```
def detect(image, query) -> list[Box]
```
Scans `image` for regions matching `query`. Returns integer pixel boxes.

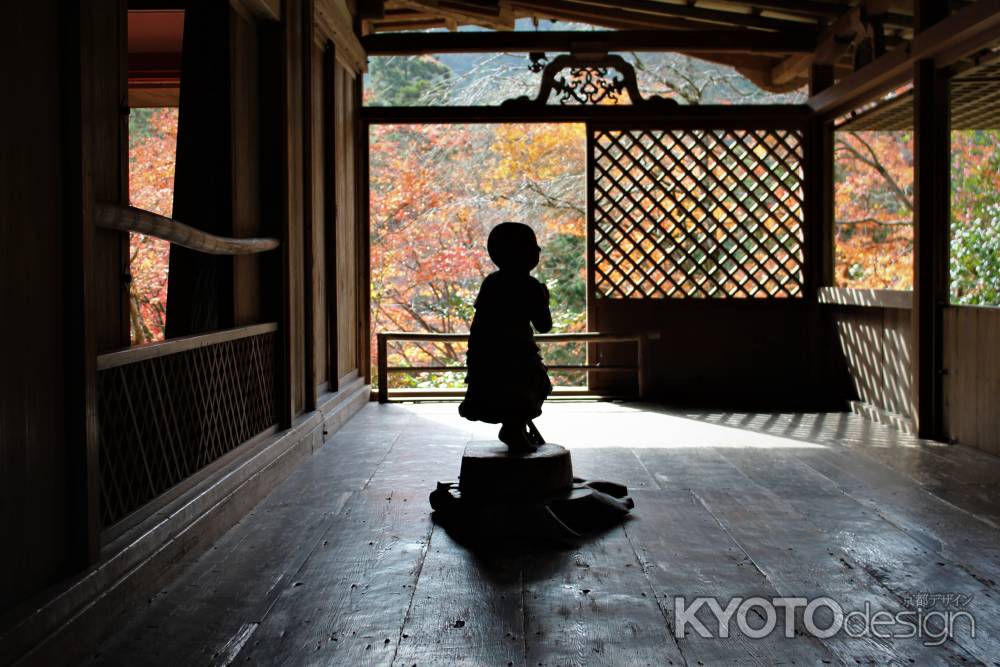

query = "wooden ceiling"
[839,55,1000,130]
[359,1,942,92]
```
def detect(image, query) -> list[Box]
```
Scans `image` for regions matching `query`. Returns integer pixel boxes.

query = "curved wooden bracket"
[95,203,280,255]
[501,53,679,109]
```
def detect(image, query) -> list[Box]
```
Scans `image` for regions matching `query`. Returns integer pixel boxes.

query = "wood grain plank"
[624,491,836,665]
[523,523,684,667]
[957,308,979,448]
[231,489,432,665]
[976,308,1000,456]
[696,484,976,664]
[394,528,524,666]
[718,446,1000,663]
[791,448,1000,586]
[563,447,657,492]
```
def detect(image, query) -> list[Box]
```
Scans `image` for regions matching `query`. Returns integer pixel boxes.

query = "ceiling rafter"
[551,0,822,33]
[511,0,735,31]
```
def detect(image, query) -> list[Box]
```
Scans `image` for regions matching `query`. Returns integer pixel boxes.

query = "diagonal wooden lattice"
[97,331,277,527]
[591,128,805,299]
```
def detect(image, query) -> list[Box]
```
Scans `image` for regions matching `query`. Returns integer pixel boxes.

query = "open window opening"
[950,62,1000,307]
[369,122,588,391]
[126,8,183,344]
[367,51,811,397]
[833,94,915,291]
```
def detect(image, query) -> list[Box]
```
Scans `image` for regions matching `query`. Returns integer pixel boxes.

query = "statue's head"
[487,222,540,272]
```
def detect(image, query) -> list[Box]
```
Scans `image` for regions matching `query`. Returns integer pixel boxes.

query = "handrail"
[376,331,645,403]
[97,322,279,370]
[96,203,279,255]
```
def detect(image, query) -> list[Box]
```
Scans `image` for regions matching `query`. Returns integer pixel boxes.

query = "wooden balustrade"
[376,331,645,404]
[96,323,279,527]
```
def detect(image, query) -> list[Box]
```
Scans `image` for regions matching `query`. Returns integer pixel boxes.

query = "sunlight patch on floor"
[394,402,829,450]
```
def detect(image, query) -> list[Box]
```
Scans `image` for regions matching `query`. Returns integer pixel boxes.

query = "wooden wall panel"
[0,0,74,615]
[232,9,263,327]
[831,305,913,421]
[335,63,359,379]
[0,0,119,613]
[944,307,1000,455]
[592,300,847,409]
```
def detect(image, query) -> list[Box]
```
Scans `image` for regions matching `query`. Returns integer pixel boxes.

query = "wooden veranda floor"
[89,402,1000,666]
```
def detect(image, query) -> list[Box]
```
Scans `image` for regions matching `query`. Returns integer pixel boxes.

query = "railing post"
[636,335,646,400]
[377,333,388,403]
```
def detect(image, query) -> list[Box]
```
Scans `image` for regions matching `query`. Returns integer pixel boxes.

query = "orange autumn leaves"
[369,123,588,386]
[128,107,178,344]
[834,130,915,289]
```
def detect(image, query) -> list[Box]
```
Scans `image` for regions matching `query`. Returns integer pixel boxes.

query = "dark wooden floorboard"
[233,489,433,666]
[717,447,1000,663]
[522,524,684,667]
[88,403,1000,666]
[624,490,837,665]
[393,526,524,666]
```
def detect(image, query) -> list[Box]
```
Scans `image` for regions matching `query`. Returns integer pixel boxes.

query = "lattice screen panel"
[591,128,805,298]
[97,330,277,527]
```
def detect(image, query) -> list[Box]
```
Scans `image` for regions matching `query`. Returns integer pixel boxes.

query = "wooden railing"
[95,202,279,255]
[96,323,278,528]
[376,331,645,403]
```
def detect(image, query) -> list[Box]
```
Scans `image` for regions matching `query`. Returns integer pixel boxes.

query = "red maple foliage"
[128,108,178,344]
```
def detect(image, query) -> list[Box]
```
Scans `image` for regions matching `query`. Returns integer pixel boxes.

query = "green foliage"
[368,56,452,106]
[540,233,587,330]
[951,210,1000,305]
[128,108,159,143]
[951,129,1000,306]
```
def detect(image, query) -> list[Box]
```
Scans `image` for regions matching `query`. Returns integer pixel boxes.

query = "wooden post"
[377,333,388,403]
[912,0,951,439]
[301,0,316,412]
[357,76,372,386]
[635,336,646,400]
[809,63,835,290]
[323,41,340,392]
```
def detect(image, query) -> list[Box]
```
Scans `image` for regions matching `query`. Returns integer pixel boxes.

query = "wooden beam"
[808,0,1000,117]
[235,0,281,21]
[391,0,513,29]
[770,7,862,87]
[315,0,367,72]
[362,29,817,54]
[554,0,820,32]
[511,0,741,31]
[362,103,811,125]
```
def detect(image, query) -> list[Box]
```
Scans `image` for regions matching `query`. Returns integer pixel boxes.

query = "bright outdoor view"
[368,51,806,390]
[128,107,178,344]
[834,124,1000,305]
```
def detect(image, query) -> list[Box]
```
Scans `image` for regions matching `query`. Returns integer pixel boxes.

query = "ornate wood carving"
[502,53,679,108]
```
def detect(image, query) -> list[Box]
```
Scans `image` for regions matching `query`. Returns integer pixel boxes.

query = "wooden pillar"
[809,63,835,290]
[323,42,340,392]
[911,1,951,439]
[166,2,235,338]
[357,76,371,384]
[301,0,316,411]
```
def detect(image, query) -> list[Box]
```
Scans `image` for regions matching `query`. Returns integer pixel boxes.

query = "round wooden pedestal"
[458,441,573,502]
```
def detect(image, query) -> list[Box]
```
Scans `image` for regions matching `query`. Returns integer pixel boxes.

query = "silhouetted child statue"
[459,222,553,452]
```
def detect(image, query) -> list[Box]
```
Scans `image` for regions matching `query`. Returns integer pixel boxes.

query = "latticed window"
[591,128,805,298]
